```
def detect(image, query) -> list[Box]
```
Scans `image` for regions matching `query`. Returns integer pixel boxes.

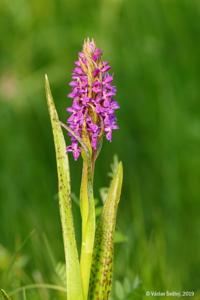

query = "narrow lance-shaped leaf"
[88,161,123,300]
[45,75,83,300]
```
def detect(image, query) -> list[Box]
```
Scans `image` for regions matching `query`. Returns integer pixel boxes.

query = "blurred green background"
[0,0,200,299]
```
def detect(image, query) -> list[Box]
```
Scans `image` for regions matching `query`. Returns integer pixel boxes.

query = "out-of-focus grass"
[0,0,200,299]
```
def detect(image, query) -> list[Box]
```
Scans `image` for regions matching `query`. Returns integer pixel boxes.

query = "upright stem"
[80,160,89,244]
[80,157,96,300]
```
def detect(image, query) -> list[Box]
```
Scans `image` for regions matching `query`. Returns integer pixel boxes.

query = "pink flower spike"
[66,38,119,160]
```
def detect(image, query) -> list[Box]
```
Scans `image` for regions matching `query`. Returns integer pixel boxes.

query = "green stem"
[80,157,96,300]
[80,160,89,237]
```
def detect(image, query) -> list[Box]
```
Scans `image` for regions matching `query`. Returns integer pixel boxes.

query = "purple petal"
[92,48,102,61]
[103,75,113,83]
[93,68,100,77]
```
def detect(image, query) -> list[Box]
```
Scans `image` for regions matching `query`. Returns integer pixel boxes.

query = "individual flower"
[66,38,119,160]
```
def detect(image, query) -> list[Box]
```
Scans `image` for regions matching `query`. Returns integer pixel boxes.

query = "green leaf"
[0,289,11,300]
[45,75,83,300]
[88,162,123,300]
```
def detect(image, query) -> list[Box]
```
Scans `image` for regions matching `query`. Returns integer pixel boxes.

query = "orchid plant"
[0,39,123,300]
[46,38,123,300]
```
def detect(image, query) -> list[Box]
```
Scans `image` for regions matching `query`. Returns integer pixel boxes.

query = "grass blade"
[9,284,66,296]
[89,162,123,300]
[45,75,83,300]
[0,289,11,300]
[22,289,27,300]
